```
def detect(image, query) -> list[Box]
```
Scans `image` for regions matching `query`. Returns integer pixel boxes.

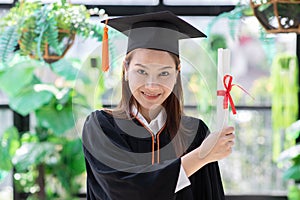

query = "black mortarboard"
[101,11,206,71]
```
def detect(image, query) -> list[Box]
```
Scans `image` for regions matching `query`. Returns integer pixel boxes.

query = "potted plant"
[0,0,104,63]
[250,0,300,34]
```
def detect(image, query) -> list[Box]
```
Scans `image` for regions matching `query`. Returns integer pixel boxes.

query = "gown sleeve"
[82,110,182,200]
[175,164,191,193]
[175,119,225,200]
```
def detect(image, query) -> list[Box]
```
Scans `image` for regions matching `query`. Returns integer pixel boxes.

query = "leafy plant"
[278,120,300,200]
[271,54,299,160]
[250,0,300,33]
[0,53,94,199]
[0,0,104,63]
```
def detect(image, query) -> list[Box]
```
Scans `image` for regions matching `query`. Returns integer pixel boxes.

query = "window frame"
[0,0,299,199]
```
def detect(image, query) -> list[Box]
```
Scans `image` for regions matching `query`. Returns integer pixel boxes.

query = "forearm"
[180,148,209,177]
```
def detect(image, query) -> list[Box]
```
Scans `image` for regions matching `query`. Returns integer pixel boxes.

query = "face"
[125,48,178,115]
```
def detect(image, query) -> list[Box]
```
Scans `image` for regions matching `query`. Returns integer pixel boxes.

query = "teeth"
[143,92,159,97]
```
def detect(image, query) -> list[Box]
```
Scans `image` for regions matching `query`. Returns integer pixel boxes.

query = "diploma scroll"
[199,48,231,159]
[216,48,230,132]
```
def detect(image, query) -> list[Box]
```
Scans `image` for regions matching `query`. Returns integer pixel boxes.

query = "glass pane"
[41,0,159,5]
[0,0,13,3]
[96,15,295,195]
[178,16,297,107]
[0,91,8,105]
[220,109,286,195]
[184,107,286,195]
[164,0,241,5]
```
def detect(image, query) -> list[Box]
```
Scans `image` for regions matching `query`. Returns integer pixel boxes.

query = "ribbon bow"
[217,74,253,114]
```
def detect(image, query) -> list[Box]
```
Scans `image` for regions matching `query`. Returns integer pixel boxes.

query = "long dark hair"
[110,49,185,156]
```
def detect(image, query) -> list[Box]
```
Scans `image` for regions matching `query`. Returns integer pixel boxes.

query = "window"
[41,0,159,5]
[0,0,14,4]
[98,15,295,195]
[163,0,242,5]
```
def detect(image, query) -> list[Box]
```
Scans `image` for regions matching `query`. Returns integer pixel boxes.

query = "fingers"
[222,126,234,136]
[219,126,235,145]
[225,141,234,149]
[214,126,234,137]
[224,133,235,141]
[199,126,235,162]
[221,128,235,152]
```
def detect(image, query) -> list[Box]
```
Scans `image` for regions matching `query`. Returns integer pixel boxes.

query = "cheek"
[128,74,144,92]
[161,76,177,91]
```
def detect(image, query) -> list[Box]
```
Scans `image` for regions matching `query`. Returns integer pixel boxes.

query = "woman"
[82,11,235,200]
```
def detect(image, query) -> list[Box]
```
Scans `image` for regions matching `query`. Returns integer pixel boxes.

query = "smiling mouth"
[141,91,161,99]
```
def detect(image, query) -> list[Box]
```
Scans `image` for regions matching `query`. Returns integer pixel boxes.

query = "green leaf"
[12,142,56,172]
[0,61,37,97]
[278,144,300,163]
[20,132,39,143]
[61,139,85,175]
[0,127,20,171]
[36,102,75,135]
[45,15,62,56]
[0,26,19,64]
[9,85,53,116]
[51,59,89,82]
[288,185,300,200]
[283,164,300,180]
[258,3,272,12]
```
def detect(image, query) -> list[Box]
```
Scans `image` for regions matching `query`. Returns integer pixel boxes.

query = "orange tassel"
[102,19,109,72]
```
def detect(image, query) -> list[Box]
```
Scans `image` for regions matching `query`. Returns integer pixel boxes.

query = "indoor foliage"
[0,0,104,63]
[0,54,93,199]
[271,53,299,160]
[0,0,106,199]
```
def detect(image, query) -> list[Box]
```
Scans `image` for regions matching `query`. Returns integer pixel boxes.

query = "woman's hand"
[198,126,235,163]
[181,126,235,177]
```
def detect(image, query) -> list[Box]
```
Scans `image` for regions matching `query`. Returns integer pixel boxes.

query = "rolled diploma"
[198,48,231,159]
[216,48,230,131]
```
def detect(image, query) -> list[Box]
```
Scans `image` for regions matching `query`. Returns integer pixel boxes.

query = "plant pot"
[42,29,76,63]
[250,0,300,34]
[19,29,76,63]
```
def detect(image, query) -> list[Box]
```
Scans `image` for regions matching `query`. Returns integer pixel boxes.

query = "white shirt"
[131,106,191,193]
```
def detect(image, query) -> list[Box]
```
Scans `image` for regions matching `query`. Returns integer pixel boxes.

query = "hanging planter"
[250,0,300,34]
[42,30,75,63]
[0,0,105,64]
[19,29,76,63]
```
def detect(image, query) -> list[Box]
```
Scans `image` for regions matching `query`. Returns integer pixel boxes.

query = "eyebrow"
[135,63,174,70]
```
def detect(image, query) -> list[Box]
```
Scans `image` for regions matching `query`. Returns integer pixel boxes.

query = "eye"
[159,71,170,76]
[137,69,147,75]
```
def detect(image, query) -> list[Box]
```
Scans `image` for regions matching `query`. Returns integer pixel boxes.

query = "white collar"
[131,106,167,136]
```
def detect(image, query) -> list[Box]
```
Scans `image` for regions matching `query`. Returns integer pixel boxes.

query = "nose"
[145,75,160,89]
[145,82,160,89]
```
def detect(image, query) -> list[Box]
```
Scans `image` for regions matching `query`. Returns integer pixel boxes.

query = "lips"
[141,91,161,100]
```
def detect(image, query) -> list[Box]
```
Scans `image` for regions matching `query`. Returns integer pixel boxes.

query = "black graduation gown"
[82,110,225,200]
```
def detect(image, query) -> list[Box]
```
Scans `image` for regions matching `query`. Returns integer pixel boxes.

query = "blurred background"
[0,0,299,199]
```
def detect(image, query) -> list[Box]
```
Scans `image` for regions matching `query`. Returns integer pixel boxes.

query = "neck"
[139,105,162,123]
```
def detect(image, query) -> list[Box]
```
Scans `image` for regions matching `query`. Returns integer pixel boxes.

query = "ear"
[177,64,181,73]
[123,60,129,72]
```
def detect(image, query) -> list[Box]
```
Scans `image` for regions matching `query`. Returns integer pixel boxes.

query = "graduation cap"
[101,11,206,71]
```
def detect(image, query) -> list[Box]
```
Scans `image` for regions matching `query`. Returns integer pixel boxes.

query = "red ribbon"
[217,75,253,115]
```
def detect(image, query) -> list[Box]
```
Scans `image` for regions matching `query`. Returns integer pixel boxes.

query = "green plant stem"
[37,164,46,200]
